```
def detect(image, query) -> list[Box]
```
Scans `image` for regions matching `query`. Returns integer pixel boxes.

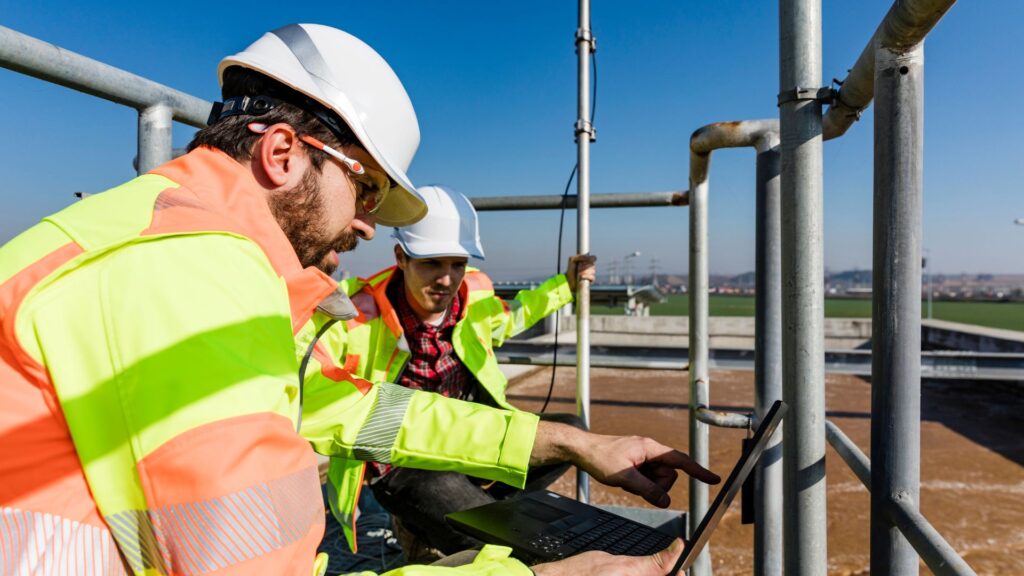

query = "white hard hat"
[392,186,485,260]
[219,24,427,227]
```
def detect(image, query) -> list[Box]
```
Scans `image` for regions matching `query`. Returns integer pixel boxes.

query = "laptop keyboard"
[527,512,676,559]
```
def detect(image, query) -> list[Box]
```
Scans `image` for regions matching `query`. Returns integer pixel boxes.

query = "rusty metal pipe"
[688,119,780,576]
[822,0,956,140]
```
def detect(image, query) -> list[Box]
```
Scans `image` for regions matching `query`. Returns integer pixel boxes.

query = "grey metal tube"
[779,0,828,574]
[822,0,955,140]
[574,0,593,503]
[471,191,688,211]
[138,104,173,175]
[871,40,924,576]
[694,407,751,429]
[753,134,783,576]
[687,152,711,576]
[825,422,977,576]
[824,421,870,488]
[0,25,211,128]
[887,493,979,576]
[688,118,779,576]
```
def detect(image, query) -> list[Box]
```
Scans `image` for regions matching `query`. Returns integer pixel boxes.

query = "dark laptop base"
[446,490,677,564]
[447,400,788,573]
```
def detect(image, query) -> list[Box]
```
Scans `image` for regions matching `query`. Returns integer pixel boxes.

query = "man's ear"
[393,244,407,270]
[253,123,308,189]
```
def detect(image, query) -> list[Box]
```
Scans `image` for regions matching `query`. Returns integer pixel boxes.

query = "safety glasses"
[246,122,390,215]
[298,134,392,216]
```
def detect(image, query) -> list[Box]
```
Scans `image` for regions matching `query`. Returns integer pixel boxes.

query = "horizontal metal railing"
[471,191,688,211]
[0,25,210,127]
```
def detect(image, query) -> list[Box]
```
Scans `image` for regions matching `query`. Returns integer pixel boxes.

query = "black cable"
[539,44,597,413]
[539,165,577,413]
[297,318,339,432]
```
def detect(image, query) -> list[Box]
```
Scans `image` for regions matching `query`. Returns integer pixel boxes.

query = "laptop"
[446,400,787,573]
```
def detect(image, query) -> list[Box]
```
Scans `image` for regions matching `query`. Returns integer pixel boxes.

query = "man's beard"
[267,168,359,275]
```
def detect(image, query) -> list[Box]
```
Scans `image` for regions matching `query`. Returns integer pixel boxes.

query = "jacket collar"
[149,147,339,333]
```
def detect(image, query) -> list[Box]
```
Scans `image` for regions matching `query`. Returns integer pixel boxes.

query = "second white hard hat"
[219,23,426,227]
[393,186,485,260]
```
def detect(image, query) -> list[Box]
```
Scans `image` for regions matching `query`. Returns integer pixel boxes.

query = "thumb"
[651,538,686,573]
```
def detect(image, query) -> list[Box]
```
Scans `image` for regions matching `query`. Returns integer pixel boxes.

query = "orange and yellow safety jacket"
[0,147,535,575]
[318,266,574,546]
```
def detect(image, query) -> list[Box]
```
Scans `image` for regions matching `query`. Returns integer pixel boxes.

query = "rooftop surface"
[506,367,1024,575]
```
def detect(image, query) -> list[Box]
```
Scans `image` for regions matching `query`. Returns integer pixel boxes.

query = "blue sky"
[2,1,1022,281]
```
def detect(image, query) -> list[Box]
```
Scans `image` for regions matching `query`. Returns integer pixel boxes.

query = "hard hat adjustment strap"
[206,95,280,126]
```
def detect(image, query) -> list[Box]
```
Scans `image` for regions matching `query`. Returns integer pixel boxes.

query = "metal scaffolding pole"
[574,0,595,503]
[822,0,956,141]
[138,104,173,175]
[687,146,711,576]
[779,0,828,573]
[871,39,924,576]
[754,134,783,576]
[0,26,210,128]
[471,191,687,211]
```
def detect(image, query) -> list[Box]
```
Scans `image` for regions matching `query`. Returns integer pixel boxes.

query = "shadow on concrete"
[919,378,1024,469]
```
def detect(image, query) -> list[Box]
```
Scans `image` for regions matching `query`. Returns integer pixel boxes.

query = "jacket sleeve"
[342,545,533,575]
[299,316,540,489]
[489,273,574,346]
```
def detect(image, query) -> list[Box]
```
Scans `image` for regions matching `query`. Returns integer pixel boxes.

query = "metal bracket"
[575,28,596,53]
[575,119,596,143]
[777,86,837,107]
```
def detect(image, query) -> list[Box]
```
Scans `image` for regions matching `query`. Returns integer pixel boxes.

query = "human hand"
[579,433,718,507]
[530,423,719,508]
[532,538,686,576]
[566,253,597,292]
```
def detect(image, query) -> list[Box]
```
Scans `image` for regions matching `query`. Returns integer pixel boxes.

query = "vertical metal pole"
[871,39,924,576]
[138,103,173,174]
[754,136,783,576]
[574,0,593,503]
[779,0,828,574]
[688,154,711,576]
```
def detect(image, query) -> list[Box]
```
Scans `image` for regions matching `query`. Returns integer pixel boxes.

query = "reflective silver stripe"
[353,383,415,463]
[0,506,128,575]
[101,465,321,576]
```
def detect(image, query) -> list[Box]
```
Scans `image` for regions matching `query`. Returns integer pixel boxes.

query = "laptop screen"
[670,400,787,575]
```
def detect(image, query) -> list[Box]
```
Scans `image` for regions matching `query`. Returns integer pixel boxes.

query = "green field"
[593,295,1024,332]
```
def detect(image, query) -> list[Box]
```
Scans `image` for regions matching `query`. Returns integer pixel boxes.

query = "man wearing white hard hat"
[320,185,710,570]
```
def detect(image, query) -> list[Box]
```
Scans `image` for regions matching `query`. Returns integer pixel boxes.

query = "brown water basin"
[506,368,1024,575]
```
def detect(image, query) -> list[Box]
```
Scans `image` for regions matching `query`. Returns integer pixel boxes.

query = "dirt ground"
[506,368,1024,575]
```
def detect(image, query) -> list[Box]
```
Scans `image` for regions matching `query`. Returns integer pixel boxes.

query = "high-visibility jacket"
[319,266,574,546]
[0,147,534,576]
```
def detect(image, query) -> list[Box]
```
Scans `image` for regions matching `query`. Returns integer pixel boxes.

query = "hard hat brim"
[395,236,486,261]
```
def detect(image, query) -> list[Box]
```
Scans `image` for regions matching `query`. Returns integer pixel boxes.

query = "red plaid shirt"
[372,272,478,477]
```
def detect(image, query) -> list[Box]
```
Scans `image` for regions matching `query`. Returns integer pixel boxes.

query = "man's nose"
[436,269,453,287]
[352,212,376,240]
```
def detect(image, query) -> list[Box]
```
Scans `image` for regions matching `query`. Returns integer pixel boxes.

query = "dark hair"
[188,66,358,170]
